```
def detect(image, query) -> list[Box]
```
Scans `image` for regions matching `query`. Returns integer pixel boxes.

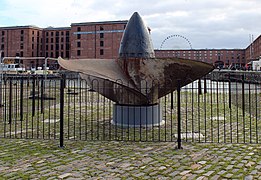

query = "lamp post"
[44,57,58,80]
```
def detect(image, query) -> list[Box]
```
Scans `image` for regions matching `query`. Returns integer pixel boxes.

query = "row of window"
[45,31,70,37]
[31,37,42,43]
[77,26,104,32]
[46,37,69,43]
[76,49,104,56]
[162,51,243,55]
[46,44,69,51]
[76,41,104,48]
[161,53,245,60]
[46,51,69,58]
[76,33,104,40]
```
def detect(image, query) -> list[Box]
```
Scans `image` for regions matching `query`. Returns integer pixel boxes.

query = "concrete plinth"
[112,104,164,127]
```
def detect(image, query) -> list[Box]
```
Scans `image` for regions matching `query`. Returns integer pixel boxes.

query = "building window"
[100,26,104,31]
[77,50,81,56]
[100,41,104,47]
[66,43,70,50]
[66,31,69,36]
[55,51,59,58]
[1,31,4,36]
[77,41,81,48]
[20,36,24,41]
[100,49,104,55]
[61,31,64,36]
[20,43,23,49]
[32,37,34,42]
[77,27,81,31]
[32,52,34,57]
[61,44,64,50]
[56,31,59,36]
[20,51,23,57]
[66,51,69,58]
[51,52,53,57]
[46,38,49,43]
[32,44,34,49]
[1,37,4,42]
[77,34,81,39]
[46,32,49,36]
[56,37,59,43]
[32,31,34,35]
[61,52,64,58]
[1,44,4,50]
[51,45,54,50]
[46,52,48,57]
[66,37,69,42]
[61,37,64,42]
[46,45,48,50]
[1,51,4,57]
[21,30,24,34]
[51,38,53,43]
[56,44,59,50]
[100,33,104,38]
[51,32,54,36]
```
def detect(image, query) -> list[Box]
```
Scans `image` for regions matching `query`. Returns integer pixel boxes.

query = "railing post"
[59,74,65,148]
[198,78,202,95]
[32,75,36,117]
[9,78,12,124]
[20,78,23,121]
[204,77,207,94]
[40,78,44,114]
[228,73,231,109]
[242,74,245,143]
[176,79,182,149]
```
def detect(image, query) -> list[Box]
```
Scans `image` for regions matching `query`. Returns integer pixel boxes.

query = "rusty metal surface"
[58,12,214,105]
[58,58,135,88]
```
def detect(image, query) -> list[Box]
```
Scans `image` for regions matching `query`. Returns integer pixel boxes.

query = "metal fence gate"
[0,71,260,146]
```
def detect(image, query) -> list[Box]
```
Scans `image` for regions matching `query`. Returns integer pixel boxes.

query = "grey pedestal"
[112,104,164,127]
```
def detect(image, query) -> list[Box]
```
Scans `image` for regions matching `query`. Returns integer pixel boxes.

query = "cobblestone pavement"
[0,139,260,179]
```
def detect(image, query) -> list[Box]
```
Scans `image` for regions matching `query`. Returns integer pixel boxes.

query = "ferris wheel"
[160,34,193,50]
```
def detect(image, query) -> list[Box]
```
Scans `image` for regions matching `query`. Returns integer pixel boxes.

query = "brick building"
[0,20,127,69]
[155,49,246,68]
[0,26,43,67]
[0,20,260,70]
[245,34,261,62]
[70,21,127,59]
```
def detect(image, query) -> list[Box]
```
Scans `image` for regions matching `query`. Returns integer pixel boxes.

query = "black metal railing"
[0,71,260,147]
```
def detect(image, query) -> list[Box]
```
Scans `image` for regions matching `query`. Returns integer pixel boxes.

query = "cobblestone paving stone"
[0,139,261,179]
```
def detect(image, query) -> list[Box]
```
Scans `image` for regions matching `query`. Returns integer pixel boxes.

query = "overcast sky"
[1,0,261,49]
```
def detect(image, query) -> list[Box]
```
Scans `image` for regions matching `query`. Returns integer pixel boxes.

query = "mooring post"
[59,74,65,148]
[177,79,182,149]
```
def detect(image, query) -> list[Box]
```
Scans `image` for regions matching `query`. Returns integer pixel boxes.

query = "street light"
[44,57,58,79]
